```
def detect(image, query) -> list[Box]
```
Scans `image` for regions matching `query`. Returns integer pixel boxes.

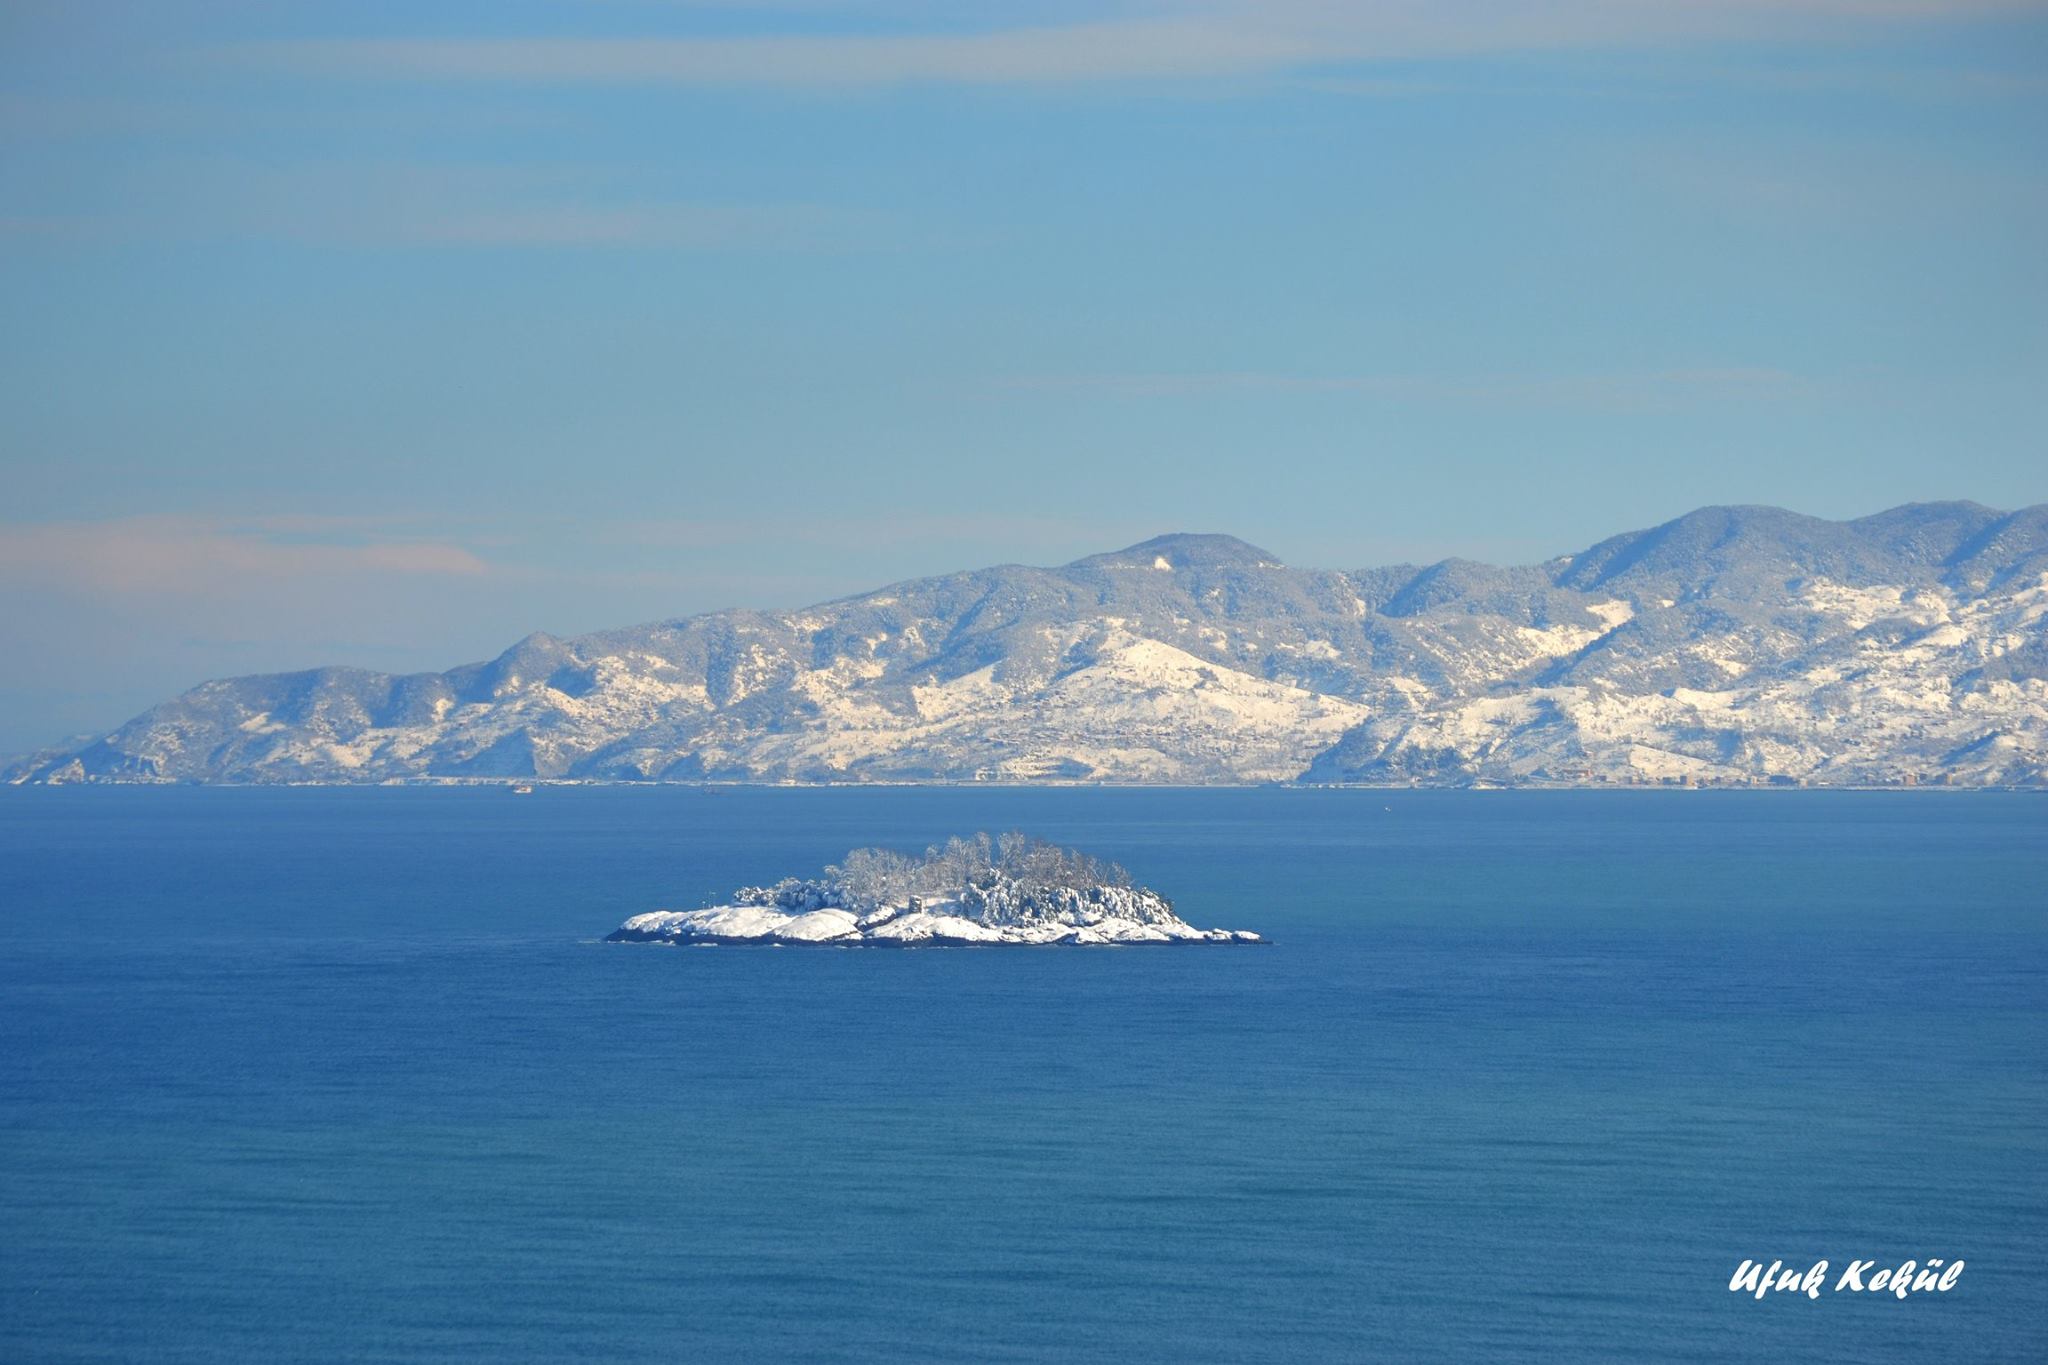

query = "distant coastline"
[9,502,2045,790]
[11,775,2040,793]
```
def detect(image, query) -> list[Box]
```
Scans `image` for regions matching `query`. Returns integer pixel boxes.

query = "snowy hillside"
[10,502,2047,787]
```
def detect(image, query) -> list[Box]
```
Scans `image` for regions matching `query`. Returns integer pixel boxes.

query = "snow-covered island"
[607,833,1261,947]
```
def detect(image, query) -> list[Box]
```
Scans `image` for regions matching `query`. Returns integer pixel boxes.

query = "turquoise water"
[1,788,2043,1362]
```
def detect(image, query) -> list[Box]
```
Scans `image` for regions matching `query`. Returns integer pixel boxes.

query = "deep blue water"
[1,788,2044,1363]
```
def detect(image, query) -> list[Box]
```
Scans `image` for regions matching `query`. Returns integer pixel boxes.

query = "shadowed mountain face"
[12,505,2047,787]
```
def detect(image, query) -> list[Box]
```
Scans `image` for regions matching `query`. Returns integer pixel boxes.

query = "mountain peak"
[1074,533,1283,571]
[1553,500,2027,592]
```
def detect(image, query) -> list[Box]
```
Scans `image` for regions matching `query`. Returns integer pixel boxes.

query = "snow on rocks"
[606,837,1260,948]
[609,899,1261,947]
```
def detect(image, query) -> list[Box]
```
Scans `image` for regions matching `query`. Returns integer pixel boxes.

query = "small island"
[607,832,1262,947]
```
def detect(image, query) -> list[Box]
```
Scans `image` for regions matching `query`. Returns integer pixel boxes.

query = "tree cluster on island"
[737,832,1136,915]
[612,828,1256,944]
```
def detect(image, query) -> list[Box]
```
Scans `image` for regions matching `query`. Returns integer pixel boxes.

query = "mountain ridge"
[11,501,2046,787]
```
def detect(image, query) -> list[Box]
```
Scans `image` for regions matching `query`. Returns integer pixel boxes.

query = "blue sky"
[2,1,2045,749]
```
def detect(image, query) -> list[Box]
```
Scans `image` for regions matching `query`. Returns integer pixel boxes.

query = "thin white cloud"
[1622,134,2048,231]
[0,516,492,596]
[341,199,846,249]
[9,158,862,249]
[611,511,1139,552]
[0,512,1155,618]
[227,2,2048,88]
[1000,367,1816,411]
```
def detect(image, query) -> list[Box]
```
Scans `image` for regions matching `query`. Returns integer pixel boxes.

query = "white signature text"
[1730,1258,1964,1300]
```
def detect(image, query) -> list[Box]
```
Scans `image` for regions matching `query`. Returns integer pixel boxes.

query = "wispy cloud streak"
[227,2,2048,88]
[1000,367,1817,411]
[2,159,863,249]
[0,516,492,596]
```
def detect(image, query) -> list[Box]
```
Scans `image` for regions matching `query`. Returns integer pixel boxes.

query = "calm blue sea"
[1,788,2043,1362]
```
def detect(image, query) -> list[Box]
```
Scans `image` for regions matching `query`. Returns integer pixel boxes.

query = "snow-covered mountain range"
[11,501,2047,787]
